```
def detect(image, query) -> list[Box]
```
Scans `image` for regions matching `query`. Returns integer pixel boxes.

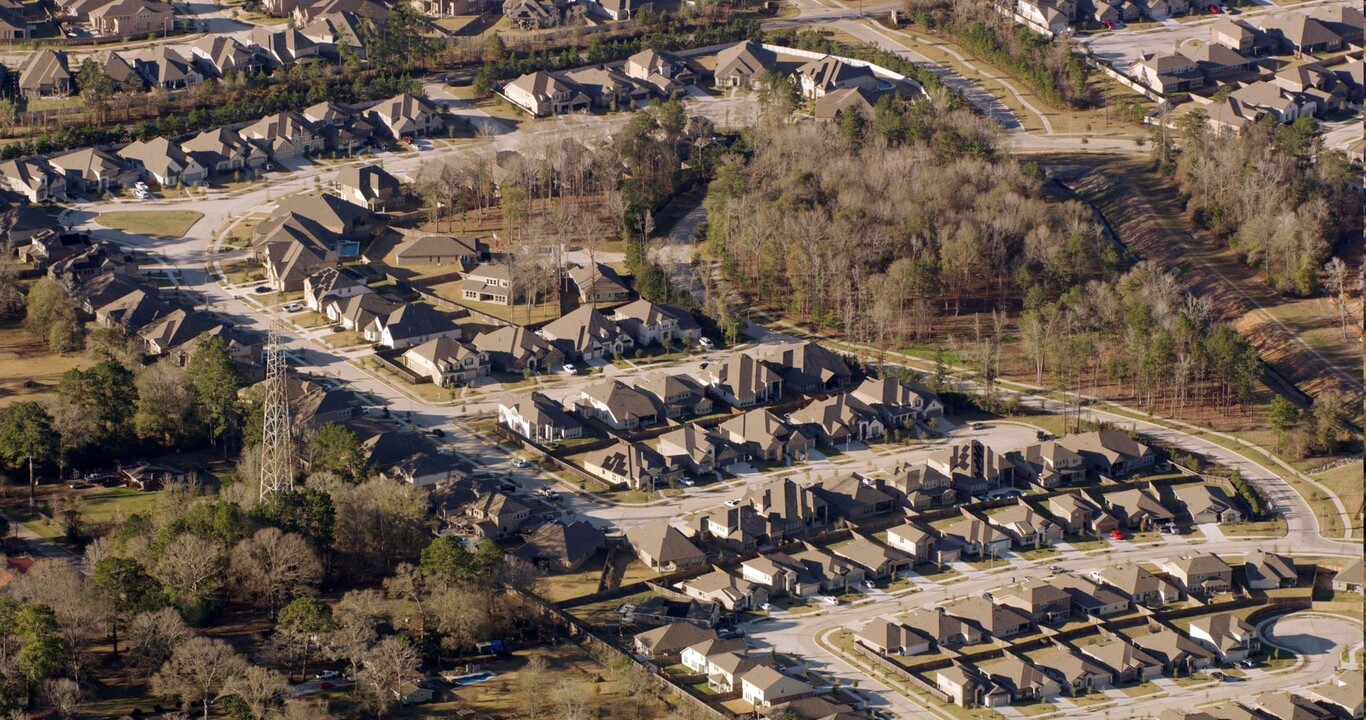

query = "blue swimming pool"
[450,671,496,686]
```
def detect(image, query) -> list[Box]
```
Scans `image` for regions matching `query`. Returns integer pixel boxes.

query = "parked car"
[1111,529,1126,540]
[254,286,272,294]
[560,364,578,376]
[699,337,714,349]
[316,671,339,680]
[819,596,840,606]
[512,458,530,468]
[724,499,742,508]
[430,428,445,438]
[283,302,303,312]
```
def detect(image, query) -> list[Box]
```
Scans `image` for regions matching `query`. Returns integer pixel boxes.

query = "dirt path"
[1053,157,1363,408]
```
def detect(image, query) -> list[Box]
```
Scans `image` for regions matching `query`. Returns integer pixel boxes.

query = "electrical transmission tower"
[260,326,294,499]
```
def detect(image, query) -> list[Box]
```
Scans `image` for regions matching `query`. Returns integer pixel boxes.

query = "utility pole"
[260,325,294,499]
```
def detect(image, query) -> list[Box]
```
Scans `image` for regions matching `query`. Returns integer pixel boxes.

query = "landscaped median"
[94,210,204,239]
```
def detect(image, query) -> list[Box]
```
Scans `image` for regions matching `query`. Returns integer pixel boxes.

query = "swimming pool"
[450,671,496,686]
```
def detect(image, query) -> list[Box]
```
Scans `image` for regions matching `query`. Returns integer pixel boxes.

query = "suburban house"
[1302,673,1364,720]
[583,440,672,490]
[504,71,591,117]
[625,521,706,571]
[88,0,173,36]
[575,379,659,430]
[718,408,812,462]
[788,393,884,446]
[740,552,821,598]
[695,504,763,555]
[103,52,148,91]
[1188,613,1259,662]
[335,163,402,210]
[250,25,322,67]
[118,137,207,188]
[882,462,957,509]
[887,522,948,564]
[794,55,880,99]
[945,596,1032,639]
[995,580,1073,624]
[1253,691,1338,720]
[927,440,1016,496]
[464,491,530,538]
[560,65,653,109]
[1210,17,1278,55]
[137,309,225,356]
[498,392,583,442]
[936,664,1008,709]
[418,0,482,15]
[1078,637,1164,684]
[502,0,563,27]
[754,341,853,393]
[985,501,1064,549]
[568,262,632,304]
[623,48,698,90]
[402,337,488,386]
[1180,40,1253,80]
[1058,431,1156,478]
[702,652,776,694]
[325,292,401,331]
[849,376,943,428]
[303,266,368,312]
[1130,628,1215,673]
[1173,483,1244,525]
[1332,557,1362,594]
[369,93,444,138]
[1263,13,1343,54]
[1309,3,1362,45]
[460,263,516,305]
[0,159,66,203]
[633,622,717,660]
[1010,442,1085,488]
[679,637,750,676]
[855,619,932,657]
[1016,0,1070,35]
[1049,574,1130,617]
[1030,644,1113,694]
[1095,564,1181,607]
[978,655,1060,703]
[136,47,203,89]
[830,534,911,579]
[658,424,740,476]
[472,326,564,374]
[190,36,267,78]
[695,353,784,409]
[363,303,463,349]
[680,568,768,611]
[1163,553,1234,596]
[303,99,375,151]
[789,542,866,593]
[812,475,895,521]
[1242,550,1297,590]
[940,512,1011,558]
[241,111,326,157]
[395,235,483,268]
[181,127,269,175]
[611,299,701,347]
[740,666,813,709]
[903,607,982,648]
[538,306,634,361]
[742,478,830,541]
[632,373,713,419]
[1097,486,1175,529]
[19,50,72,98]
[714,40,778,89]
[1231,81,1308,124]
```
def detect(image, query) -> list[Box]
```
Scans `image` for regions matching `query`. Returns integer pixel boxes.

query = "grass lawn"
[564,590,653,628]
[79,487,160,527]
[536,554,608,603]
[1120,682,1162,697]
[1220,519,1287,537]
[95,210,204,238]
[1017,547,1061,560]
[1310,461,1364,538]
[0,326,93,409]
[1069,692,1113,707]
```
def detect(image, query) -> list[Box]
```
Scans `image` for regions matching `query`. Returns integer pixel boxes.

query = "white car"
[283,303,303,312]
[680,478,695,487]
[724,499,742,508]
[759,602,772,611]
[512,458,530,468]
[560,364,578,375]
[820,596,840,606]
[699,337,714,348]
[315,670,339,680]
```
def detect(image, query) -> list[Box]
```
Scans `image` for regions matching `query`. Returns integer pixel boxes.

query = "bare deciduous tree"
[358,636,421,718]
[229,528,322,615]
[151,636,248,720]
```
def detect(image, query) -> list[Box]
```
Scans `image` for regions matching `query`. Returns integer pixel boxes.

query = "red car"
[1207,4,1220,12]
[1110,529,1126,540]
[1103,19,1115,28]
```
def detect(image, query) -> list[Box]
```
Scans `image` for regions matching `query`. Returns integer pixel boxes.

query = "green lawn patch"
[96,210,204,238]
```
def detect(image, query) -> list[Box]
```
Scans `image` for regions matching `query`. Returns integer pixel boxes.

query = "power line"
[260,324,294,500]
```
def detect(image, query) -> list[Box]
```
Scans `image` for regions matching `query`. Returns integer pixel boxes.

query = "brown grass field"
[0,325,93,409]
